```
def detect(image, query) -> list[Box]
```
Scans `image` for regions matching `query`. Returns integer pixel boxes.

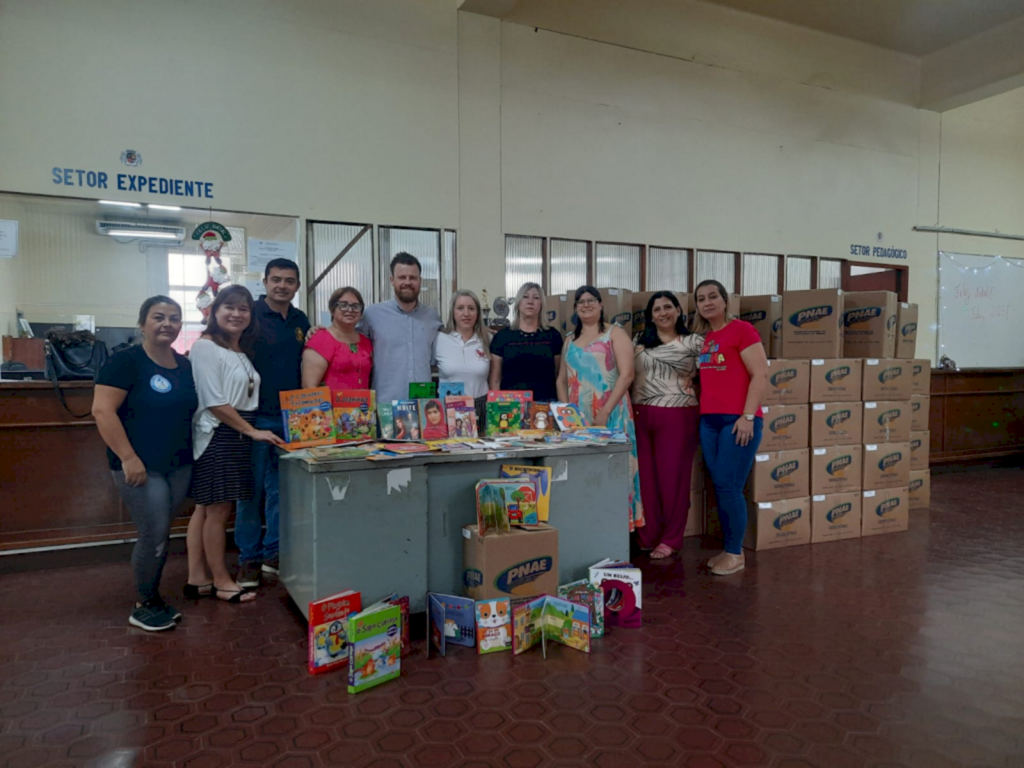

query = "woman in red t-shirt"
[694,279,768,576]
[301,287,373,391]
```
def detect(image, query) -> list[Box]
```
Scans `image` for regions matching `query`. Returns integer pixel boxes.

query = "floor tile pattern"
[1,467,1023,767]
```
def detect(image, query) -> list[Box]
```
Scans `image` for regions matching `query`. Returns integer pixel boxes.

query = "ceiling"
[699,0,1024,56]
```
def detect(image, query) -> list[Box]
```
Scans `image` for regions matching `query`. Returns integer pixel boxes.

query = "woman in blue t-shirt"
[93,296,198,632]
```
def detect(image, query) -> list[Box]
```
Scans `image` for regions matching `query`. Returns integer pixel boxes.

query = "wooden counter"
[928,368,1024,463]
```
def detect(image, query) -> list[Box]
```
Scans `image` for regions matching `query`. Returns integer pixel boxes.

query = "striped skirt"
[191,411,256,506]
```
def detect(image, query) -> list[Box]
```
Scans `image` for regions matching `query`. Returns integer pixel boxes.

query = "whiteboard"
[938,251,1024,368]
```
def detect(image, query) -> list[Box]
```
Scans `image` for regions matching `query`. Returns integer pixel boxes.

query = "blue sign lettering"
[53,166,212,199]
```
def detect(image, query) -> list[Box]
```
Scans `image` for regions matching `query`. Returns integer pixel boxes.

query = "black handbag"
[45,329,109,418]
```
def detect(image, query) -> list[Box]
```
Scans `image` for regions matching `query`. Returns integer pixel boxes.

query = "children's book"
[558,579,605,638]
[475,598,513,654]
[376,402,395,440]
[551,401,588,432]
[332,390,376,443]
[476,479,540,533]
[279,388,335,449]
[392,400,422,441]
[409,382,437,399]
[370,442,433,455]
[500,464,553,522]
[512,595,591,656]
[418,398,449,440]
[308,445,372,462]
[347,602,402,694]
[589,558,643,629]
[447,406,478,438]
[486,391,533,430]
[308,590,361,675]
[425,439,480,453]
[438,381,465,399]
[427,593,476,654]
[526,402,556,432]
[362,593,411,657]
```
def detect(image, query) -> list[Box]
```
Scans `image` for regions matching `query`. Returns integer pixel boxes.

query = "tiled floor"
[2,467,1023,768]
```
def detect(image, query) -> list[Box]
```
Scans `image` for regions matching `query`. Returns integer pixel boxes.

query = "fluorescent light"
[106,230,180,239]
[148,204,181,211]
[99,200,142,208]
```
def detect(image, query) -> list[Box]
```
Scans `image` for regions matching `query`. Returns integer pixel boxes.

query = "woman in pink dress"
[301,287,373,390]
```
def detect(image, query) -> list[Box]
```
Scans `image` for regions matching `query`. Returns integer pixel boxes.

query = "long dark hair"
[639,291,688,349]
[204,285,259,357]
[572,286,606,340]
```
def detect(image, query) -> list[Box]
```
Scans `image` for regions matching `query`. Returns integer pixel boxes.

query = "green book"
[409,382,437,399]
[347,603,402,694]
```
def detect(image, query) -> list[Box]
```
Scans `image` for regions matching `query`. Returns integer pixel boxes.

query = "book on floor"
[332,390,376,443]
[476,598,513,654]
[308,589,361,675]
[512,595,591,656]
[362,593,411,657]
[499,464,553,522]
[589,558,642,629]
[418,398,449,440]
[279,387,336,449]
[347,602,402,694]
[428,593,476,655]
[557,579,604,638]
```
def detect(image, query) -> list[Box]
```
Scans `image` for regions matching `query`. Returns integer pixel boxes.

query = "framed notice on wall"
[0,220,18,258]
[248,238,297,273]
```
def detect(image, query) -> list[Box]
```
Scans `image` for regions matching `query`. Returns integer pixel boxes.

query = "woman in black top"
[93,296,198,632]
[488,282,563,401]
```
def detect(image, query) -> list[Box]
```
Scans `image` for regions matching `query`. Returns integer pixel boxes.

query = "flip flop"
[650,544,676,559]
[183,583,213,599]
[212,587,256,603]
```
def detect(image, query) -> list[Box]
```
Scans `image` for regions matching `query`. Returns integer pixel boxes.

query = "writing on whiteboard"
[952,282,1011,322]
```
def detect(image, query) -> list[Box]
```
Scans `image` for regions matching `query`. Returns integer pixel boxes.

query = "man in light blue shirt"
[359,252,442,405]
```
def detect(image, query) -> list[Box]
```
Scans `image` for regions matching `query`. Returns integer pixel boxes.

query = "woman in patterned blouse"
[631,292,704,559]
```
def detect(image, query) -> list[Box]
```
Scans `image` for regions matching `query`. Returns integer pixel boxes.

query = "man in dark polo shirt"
[236,257,310,588]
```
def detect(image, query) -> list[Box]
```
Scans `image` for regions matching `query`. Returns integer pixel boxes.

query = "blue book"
[439,381,466,399]
[427,592,476,650]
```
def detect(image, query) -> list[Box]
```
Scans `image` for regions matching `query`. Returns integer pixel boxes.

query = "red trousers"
[633,405,700,551]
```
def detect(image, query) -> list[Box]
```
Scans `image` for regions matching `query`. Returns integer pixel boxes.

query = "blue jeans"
[235,415,282,565]
[700,414,763,555]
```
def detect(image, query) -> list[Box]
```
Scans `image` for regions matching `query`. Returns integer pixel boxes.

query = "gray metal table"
[279,443,631,617]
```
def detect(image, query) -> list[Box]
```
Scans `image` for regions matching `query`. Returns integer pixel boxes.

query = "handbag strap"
[46,346,92,419]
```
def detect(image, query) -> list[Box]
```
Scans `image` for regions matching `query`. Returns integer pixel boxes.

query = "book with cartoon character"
[392,400,422,441]
[475,479,540,533]
[362,593,411,658]
[557,579,604,638]
[308,589,361,675]
[428,593,476,655]
[445,395,478,438]
[418,398,449,440]
[485,390,533,435]
[499,464,552,522]
[550,401,589,432]
[279,388,336,449]
[526,402,557,432]
[589,558,642,629]
[438,381,465,399]
[475,598,513,654]
[512,595,590,656]
[346,602,402,694]
[332,390,376,443]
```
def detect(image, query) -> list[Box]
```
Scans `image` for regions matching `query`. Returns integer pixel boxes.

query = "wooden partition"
[929,369,1024,462]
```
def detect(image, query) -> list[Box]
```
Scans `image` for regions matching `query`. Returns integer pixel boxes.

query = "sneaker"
[129,600,176,632]
[151,595,183,622]
[261,556,280,576]
[237,561,261,589]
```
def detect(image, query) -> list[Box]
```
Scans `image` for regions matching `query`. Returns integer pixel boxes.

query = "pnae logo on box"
[495,557,553,593]
[790,306,833,327]
[773,509,802,530]
[771,461,799,481]
[826,503,851,523]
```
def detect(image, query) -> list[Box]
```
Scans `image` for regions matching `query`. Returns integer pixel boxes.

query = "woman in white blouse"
[188,286,284,603]
[434,290,491,418]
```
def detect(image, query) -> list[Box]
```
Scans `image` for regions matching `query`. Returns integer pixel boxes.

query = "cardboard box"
[811,492,862,544]
[842,291,898,359]
[809,359,863,402]
[763,359,810,405]
[810,401,863,447]
[748,448,810,503]
[739,295,781,356]
[771,315,782,359]
[760,404,810,450]
[896,303,919,359]
[862,442,911,491]
[743,497,812,551]
[861,487,909,536]
[557,295,571,334]
[910,359,930,395]
[544,296,561,334]
[909,469,931,510]
[462,524,559,600]
[862,401,912,444]
[910,430,930,470]
[781,289,844,359]
[565,287,632,337]
[862,359,913,401]
[685,491,702,537]
[910,394,930,431]
[811,444,863,495]
[631,291,690,338]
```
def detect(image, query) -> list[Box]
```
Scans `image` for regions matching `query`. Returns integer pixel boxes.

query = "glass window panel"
[443,230,456,323]
[819,258,842,289]
[647,247,690,292]
[595,243,641,291]
[786,256,813,290]
[505,235,545,300]
[549,239,589,298]
[695,250,737,293]
[742,253,780,295]
[308,222,374,325]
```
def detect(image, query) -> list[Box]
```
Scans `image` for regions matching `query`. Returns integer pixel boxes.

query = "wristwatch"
[743,413,755,421]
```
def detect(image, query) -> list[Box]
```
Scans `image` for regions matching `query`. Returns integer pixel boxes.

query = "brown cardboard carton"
[910,395,930,431]
[544,296,562,335]
[565,287,632,336]
[781,289,844,359]
[631,291,690,338]
[739,295,781,356]
[748,448,810,503]
[861,487,909,536]
[760,404,809,450]
[910,359,930,395]
[462,523,559,600]
[910,431,930,470]
[862,400,912,444]
[771,313,783,359]
[862,442,911,491]
[809,359,863,402]
[810,401,863,447]
[743,497,812,551]
[685,491,703,537]
[909,469,931,510]
[861,359,913,401]
[811,492,862,543]
[811,444,863,495]
[896,303,919,359]
[763,359,811,405]
[842,291,898,358]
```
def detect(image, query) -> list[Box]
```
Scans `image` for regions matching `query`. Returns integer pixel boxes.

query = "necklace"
[235,352,255,398]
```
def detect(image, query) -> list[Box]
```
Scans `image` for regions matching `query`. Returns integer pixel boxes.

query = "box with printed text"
[910,394,930,431]
[747,448,810,503]
[811,492,862,544]
[910,431,930,470]
[782,289,844,359]
[763,359,810,405]
[910,359,930,395]
[862,400,911,444]
[862,359,913,401]
[842,291,898,358]
[862,442,911,491]
[738,295,781,357]
[862,487,909,536]
[462,524,559,601]
[811,444,863,495]
[809,358,863,402]
[743,497,812,551]
[896,303,919,359]
[760,404,809,451]
[909,469,931,510]
[810,401,863,447]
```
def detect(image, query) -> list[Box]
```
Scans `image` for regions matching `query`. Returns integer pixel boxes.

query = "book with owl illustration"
[499,465,552,522]
[308,589,361,675]
[512,595,590,656]
[428,593,476,656]
[279,388,336,449]
[486,390,533,435]
[332,390,376,443]
[475,598,512,654]
[346,602,402,694]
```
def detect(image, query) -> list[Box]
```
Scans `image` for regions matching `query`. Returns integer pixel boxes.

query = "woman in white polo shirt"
[434,290,491,421]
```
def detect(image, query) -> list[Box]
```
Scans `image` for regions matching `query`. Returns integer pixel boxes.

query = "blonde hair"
[690,279,736,336]
[510,282,548,331]
[444,289,490,347]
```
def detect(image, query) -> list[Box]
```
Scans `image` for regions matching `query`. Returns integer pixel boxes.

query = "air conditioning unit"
[96,221,186,240]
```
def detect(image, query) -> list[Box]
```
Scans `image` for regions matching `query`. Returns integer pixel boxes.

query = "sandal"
[212,587,256,603]
[650,544,676,560]
[183,583,213,600]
